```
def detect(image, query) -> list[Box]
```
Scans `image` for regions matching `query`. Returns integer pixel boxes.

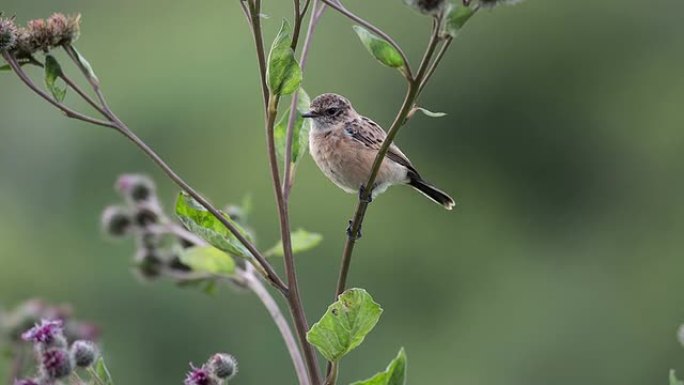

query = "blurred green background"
[2,0,684,384]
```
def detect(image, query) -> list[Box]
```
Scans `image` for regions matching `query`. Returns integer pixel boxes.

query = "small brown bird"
[303,93,455,210]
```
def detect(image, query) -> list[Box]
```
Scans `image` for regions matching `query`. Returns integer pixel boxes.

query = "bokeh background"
[2,0,684,384]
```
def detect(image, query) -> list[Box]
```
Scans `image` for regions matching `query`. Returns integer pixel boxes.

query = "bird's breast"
[309,128,408,194]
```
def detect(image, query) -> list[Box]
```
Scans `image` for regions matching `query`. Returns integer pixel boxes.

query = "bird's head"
[302,93,355,129]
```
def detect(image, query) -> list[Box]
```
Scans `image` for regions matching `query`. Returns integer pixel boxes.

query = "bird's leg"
[359,184,373,203]
[346,219,362,239]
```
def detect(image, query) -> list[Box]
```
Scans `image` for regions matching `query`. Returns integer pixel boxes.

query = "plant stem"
[242,0,323,382]
[1,52,115,129]
[319,0,413,79]
[333,17,445,297]
[283,0,327,199]
[242,269,311,385]
[418,36,452,95]
[246,0,270,109]
[266,94,322,385]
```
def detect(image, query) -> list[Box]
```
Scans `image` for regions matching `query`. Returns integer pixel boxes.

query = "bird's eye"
[326,108,338,116]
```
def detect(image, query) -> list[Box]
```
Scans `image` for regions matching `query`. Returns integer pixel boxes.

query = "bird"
[303,93,455,210]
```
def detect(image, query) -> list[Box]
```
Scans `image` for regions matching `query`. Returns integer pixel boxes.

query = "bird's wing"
[344,118,419,175]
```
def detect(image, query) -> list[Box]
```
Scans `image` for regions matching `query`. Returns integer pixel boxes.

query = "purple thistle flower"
[184,364,218,385]
[21,319,64,344]
[41,348,73,379]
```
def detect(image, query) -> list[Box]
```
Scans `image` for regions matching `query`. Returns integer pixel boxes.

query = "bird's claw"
[346,219,362,239]
[359,184,373,203]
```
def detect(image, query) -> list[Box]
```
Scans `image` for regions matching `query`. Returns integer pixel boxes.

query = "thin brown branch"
[242,268,311,385]
[333,16,445,297]
[418,36,452,95]
[266,95,322,385]
[245,0,270,109]
[2,53,116,129]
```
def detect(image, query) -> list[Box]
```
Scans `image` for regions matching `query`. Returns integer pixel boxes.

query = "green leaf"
[266,228,322,257]
[307,288,383,362]
[446,4,478,37]
[671,370,684,385]
[350,348,407,385]
[353,26,404,69]
[267,19,302,96]
[175,192,254,259]
[94,357,114,385]
[274,88,312,166]
[44,55,66,102]
[415,107,447,118]
[0,64,11,71]
[70,46,99,83]
[179,246,235,275]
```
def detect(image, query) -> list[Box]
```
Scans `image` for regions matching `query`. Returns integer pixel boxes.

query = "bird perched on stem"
[303,93,455,210]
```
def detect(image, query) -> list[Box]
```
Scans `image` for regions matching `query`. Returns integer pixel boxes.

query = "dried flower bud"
[22,319,67,349]
[41,348,73,379]
[101,205,133,238]
[26,19,51,52]
[404,0,449,15]
[70,340,98,367]
[134,248,164,279]
[12,27,35,58]
[116,174,156,203]
[47,13,80,46]
[0,16,18,51]
[209,353,237,380]
[478,0,524,8]
[184,364,220,385]
[169,254,192,272]
[134,203,160,227]
[14,379,39,385]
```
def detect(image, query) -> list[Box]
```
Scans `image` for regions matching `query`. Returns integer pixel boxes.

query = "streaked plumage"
[303,93,455,210]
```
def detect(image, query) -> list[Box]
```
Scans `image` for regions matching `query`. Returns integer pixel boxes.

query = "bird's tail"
[408,177,455,210]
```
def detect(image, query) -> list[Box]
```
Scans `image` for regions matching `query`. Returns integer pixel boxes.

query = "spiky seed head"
[116,174,156,203]
[0,16,19,51]
[133,203,160,227]
[405,0,449,15]
[12,27,35,58]
[134,248,164,280]
[26,19,51,52]
[41,348,73,379]
[70,340,98,367]
[209,353,238,380]
[101,205,133,238]
[47,13,80,45]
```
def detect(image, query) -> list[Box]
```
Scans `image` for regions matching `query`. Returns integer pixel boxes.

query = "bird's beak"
[301,110,318,118]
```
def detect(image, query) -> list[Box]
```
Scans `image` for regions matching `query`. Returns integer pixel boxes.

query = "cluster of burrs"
[0,12,80,56]
[101,174,196,281]
[12,320,98,385]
